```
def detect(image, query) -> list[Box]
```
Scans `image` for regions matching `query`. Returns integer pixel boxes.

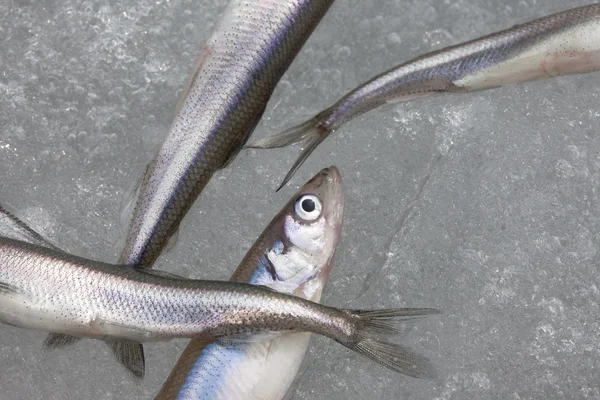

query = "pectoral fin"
[0,281,19,296]
[43,333,81,349]
[0,201,61,251]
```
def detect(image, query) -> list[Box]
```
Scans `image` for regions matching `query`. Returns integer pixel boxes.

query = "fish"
[0,236,439,380]
[155,166,344,400]
[120,0,336,268]
[41,0,336,375]
[248,3,600,190]
[0,203,149,378]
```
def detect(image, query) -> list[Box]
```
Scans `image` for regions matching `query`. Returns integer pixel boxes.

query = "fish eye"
[294,194,322,221]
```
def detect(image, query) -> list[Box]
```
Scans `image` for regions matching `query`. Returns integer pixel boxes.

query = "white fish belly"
[178,333,311,400]
[177,285,325,400]
[0,293,83,335]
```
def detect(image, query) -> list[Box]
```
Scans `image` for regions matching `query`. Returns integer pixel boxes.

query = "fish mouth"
[322,166,344,220]
[320,166,342,188]
[305,166,343,201]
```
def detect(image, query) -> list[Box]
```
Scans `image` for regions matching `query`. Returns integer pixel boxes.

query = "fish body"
[120,0,335,267]
[250,4,600,188]
[0,235,438,378]
[156,166,344,400]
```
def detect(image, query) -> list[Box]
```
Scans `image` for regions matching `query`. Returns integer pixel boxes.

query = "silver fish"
[0,237,439,380]
[0,204,149,378]
[249,4,600,189]
[120,0,336,268]
[155,166,344,400]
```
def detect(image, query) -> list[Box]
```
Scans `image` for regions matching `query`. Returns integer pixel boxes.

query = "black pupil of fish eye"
[302,198,316,213]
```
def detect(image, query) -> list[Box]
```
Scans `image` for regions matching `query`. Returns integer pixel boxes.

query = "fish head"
[263,166,344,300]
[281,165,344,257]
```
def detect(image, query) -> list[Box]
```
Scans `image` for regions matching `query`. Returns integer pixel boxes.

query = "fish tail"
[245,110,333,191]
[247,116,323,149]
[340,308,440,379]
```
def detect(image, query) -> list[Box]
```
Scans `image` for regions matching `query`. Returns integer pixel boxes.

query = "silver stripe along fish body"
[155,166,344,400]
[120,0,335,267]
[0,237,438,379]
[249,3,600,189]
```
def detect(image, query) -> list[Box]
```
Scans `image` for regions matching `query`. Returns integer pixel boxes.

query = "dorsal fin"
[0,200,61,251]
[119,173,144,235]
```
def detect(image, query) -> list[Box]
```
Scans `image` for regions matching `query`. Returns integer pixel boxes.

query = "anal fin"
[43,333,146,379]
[109,342,146,380]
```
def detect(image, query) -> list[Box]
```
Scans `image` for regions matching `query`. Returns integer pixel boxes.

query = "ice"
[1,0,600,399]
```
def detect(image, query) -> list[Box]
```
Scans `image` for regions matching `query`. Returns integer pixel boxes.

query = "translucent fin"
[246,116,324,149]
[0,281,19,295]
[39,307,149,379]
[275,135,327,192]
[174,61,202,118]
[339,308,440,379]
[174,43,213,117]
[109,342,146,380]
[160,227,179,256]
[351,308,440,339]
[43,333,81,349]
[119,173,143,235]
[0,201,60,251]
[245,113,331,191]
[353,339,437,379]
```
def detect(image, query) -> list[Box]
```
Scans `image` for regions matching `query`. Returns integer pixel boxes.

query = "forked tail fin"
[338,308,440,379]
[246,109,334,191]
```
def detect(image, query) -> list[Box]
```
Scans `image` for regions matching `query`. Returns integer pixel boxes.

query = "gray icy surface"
[1,0,599,399]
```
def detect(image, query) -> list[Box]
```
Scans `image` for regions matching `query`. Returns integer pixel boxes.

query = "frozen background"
[1,0,599,399]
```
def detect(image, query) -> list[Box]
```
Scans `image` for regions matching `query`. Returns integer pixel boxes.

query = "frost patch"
[537,297,565,318]
[482,283,516,304]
